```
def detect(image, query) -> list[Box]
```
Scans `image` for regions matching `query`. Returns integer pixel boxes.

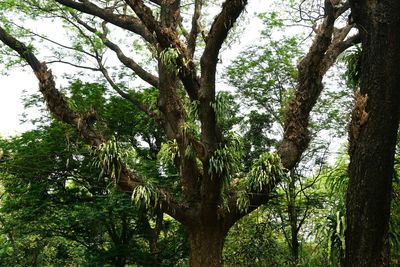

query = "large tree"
[345,0,400,266]
[0,0,357,265]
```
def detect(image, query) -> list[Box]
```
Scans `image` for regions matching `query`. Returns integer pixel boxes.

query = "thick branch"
[0,24,192,224]
[201,0,247,77]
[227,1,356,221]
[187,0,203,56]
[54,0,156,44]
[0,28,146,194]
[278,0,337,170]
[125,0,159,33]
[0,25,104,146]
[195,0,248,217]
[126,0,200,100]
[199,0,247,149]
[321,25,361,74]
[71,15,160,88]
[125,0,185,52]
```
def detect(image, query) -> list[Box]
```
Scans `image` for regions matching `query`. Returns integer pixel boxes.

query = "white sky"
[0,69,37,136]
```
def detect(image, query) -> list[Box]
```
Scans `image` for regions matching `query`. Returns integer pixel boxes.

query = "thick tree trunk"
[187,225,226,267]
[346,1,400,266]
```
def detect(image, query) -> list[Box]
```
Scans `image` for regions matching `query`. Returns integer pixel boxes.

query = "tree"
[0,82,189,266]
[0,1,358,265]
[345,1,400,266]
[0,121,182,267]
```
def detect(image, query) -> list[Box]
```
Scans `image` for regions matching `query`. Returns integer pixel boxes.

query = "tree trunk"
[346,1,400,266]
[288,177,299,266]
[290,224,300,266]
[187,225,226,267]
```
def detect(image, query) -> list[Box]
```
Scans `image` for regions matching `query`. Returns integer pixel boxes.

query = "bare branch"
[54,0,156,44]
[45,59,100,71]
[100,22,159,88]
[10,21,97,59]
[97,60,163,125]
[56,9,160,89]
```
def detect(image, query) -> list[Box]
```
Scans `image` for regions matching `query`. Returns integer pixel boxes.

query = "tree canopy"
[0,0,399,266]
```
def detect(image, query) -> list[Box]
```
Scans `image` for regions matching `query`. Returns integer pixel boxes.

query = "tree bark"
[187,224,227,267]
[346,1,400,266]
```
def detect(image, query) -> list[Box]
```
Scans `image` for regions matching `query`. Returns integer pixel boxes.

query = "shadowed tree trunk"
[346,1,400,266]
[187,223,228,267]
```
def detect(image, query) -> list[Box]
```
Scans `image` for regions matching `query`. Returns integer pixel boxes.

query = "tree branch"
[126,0,200,100]
[201,0,247,77]
[54,0,156,44]
[321,24,360,74]
[0,24,192,223]
[97,61,163,126]
[187,0,203,56]
[227,0,354,221]
[0,25,104,146]
[10,21,97,59]
[278,0,338,170]
[0,23,143,189]
[45,59,100,71]
[199,0,247,149]
[70,13,160,88]
[100,22,159,88]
